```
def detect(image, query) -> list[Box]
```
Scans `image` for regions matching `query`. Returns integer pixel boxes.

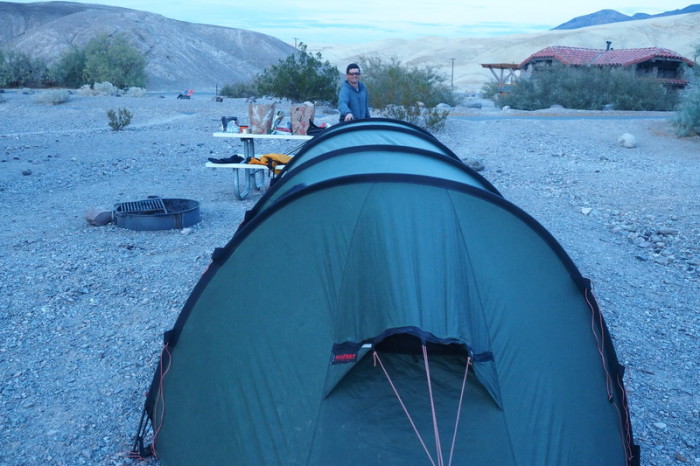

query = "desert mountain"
[309,12,700,92]
[0,1,296,91]
[1,2,698,93]
[553,4,700,29]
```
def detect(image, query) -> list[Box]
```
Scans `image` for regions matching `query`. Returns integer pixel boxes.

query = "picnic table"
[209,132,312,200]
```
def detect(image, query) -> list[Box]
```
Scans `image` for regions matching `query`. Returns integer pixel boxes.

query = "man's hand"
[344,113,354,122]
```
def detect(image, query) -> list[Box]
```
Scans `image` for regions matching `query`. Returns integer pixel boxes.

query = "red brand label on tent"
[331,353,357,364]
[331,342,363,364]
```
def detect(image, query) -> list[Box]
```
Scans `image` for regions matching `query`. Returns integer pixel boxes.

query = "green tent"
[135,118,638,465]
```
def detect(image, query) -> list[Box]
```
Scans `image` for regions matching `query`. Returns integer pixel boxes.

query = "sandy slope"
[309,12,700,92]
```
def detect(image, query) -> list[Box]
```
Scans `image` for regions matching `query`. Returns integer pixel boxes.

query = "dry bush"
[32,89,71,105]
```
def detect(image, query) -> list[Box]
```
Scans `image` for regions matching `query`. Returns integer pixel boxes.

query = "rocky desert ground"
[0,89,698,465]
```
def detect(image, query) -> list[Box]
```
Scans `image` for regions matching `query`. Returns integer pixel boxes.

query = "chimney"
[606,41,612,51]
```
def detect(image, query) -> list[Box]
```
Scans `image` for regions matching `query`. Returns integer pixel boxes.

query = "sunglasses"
[348,72,361,76]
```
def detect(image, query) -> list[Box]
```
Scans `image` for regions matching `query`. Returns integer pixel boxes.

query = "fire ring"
[113,197,201,231]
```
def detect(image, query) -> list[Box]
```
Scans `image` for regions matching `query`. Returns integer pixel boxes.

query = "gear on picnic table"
[207,155,244,164]
[247,153,292,169]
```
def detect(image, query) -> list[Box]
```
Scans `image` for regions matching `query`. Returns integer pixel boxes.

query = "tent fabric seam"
[242,144,502,228]
[444,189,519,463]
[285,118,452,168]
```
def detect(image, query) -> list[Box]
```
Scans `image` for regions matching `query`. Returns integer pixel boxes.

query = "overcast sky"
[12,0,695,45]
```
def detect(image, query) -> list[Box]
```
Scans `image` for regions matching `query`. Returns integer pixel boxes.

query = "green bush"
[672,46,700,137]
[33,89,71,105]
[49,46,86,88]
[423,106,452,131]
[82,34,147,89]
[480,80,501,100]
[107,108,133,131]
[255,43,338,104]
[0,49,47,88]
[1,33,147,90]
[361,56,457,108]
[220,81,257,98]
[672,85,700,136]
[496,66,677,111]
[359,56,455,131]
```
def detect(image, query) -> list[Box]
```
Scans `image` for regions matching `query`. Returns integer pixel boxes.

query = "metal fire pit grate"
[117,198,168,215]
[113,197,200,231]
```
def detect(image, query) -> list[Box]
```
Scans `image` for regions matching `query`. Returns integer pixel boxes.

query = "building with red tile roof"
[518,45,695,87]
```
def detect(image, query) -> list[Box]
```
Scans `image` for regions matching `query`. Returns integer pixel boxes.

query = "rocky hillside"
[1,2,698,93]
[0,1,296,91]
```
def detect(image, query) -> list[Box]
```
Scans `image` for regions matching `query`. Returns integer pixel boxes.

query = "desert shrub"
[382,104,451,132]
[672,46,700,137]
[107,108,133,131]
[33,89,71,105]
[672,85,700,136]
[480,80,501,100]
[220,81,257,98]
[360,56,456,131]
[82,34,147,89]
[423,106,452,131]
[94,81,118,96]
[382,105,421,125]
[255,43,338,104]
[75,83,119,96]
[124,86,148,98]
[361,56,457,108]
[76,84,95,96]
[78,81,119,96]
[496,66,676,111]
[0,49,47,88]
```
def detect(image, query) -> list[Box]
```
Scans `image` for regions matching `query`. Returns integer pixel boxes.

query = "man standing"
[338,63,370,122]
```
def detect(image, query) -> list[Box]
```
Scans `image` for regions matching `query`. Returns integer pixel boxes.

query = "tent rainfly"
[133,118,639,465]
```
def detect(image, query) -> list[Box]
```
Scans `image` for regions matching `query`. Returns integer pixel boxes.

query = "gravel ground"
[0,91,698,465]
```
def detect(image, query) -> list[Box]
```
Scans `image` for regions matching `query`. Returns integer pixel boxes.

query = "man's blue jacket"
[338,80,370,120]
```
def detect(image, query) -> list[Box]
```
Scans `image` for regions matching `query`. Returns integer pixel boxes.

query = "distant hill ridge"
[1,2,698,92]
[553,4,700,29]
